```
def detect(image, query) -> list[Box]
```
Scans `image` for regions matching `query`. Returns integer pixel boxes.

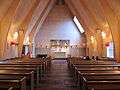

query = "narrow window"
[73,16,85,33]
[107,41,114,58]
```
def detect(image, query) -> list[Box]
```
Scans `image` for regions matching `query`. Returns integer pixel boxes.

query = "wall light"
[101,31,106,39]
[13,32,18,40]
[91,36,94,43]
[10,32,18,46]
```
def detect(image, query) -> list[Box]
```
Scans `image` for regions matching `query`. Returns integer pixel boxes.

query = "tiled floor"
[38,60,79,90]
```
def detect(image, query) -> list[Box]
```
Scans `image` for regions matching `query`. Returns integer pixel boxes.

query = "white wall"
[35,5,86,57]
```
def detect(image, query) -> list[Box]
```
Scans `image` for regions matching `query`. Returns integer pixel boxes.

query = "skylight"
[73,16,85,33]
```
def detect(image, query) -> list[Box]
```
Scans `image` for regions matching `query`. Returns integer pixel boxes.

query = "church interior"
[0,0,120,90]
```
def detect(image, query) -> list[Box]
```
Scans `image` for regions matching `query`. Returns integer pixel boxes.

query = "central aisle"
[38,60,79,90]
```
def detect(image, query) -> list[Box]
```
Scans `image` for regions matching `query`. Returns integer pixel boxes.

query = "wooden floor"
[38,60,79,90]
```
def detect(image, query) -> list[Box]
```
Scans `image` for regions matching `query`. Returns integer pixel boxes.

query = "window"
[107,42,114,58]
[73,16,85,33]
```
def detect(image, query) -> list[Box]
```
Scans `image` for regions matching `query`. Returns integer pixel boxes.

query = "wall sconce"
[91,36,94,43]
[82,43,86,47]
[8,32,18,46]
[105,42,110,47]
[10,41,18,46]
[101,31,106,39]
[96,28,106,39]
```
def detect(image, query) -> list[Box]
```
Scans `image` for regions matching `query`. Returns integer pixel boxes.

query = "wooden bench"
[68,59,117,71]
[82,75,120,90]
[73,64,120,67]
[0,70,34,90]
[0,66,39,87]
[72,64,120,74]
[0,58,51,90]
[8,87,14,90]
[0,63,43,79]
[74,67,117,81]
[0,75,26,90]
[72,63,120,87]
[68,58,120,90]
[67,58,117,67]
[5,60,46,76]
[1,58,50,74]
[0,87,14,90]
[0,59,48,81]
[78,70,120,89]
[72,64,119,80]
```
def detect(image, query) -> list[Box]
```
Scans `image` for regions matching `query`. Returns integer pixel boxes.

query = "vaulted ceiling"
[0,0,120,60]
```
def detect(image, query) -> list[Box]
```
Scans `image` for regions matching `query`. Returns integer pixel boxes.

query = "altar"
[53,52,66,59]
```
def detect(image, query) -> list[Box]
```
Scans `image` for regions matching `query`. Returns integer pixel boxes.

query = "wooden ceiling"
[0,0,120,60]
[0,0,119,39]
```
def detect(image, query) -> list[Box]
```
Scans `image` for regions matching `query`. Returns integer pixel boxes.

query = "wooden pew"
[74,67,117,82]
[68,60,119,73]
[72,64,119,80]
[73,64,119,74]
[1,57,50,74]
[68,58,120,90]
[73,64,120,67]
[8,87,14,90]
[0,70,34,90]
[0,75,26,90]
[78,70,120,89]
[4,59,46,76]
[0,58,51,90]
[82,75,120,90]
[72,63,120,86]
[0,66,39,87]
[67,58,117,68]
[0,62,44,79]
[0,87,14,90]
[0,59,48,81]
[79,70,120,75]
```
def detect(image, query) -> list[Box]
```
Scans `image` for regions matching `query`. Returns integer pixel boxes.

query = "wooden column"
[100,0,120,62]
[18,30,24,57]
[96,30,103,58]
